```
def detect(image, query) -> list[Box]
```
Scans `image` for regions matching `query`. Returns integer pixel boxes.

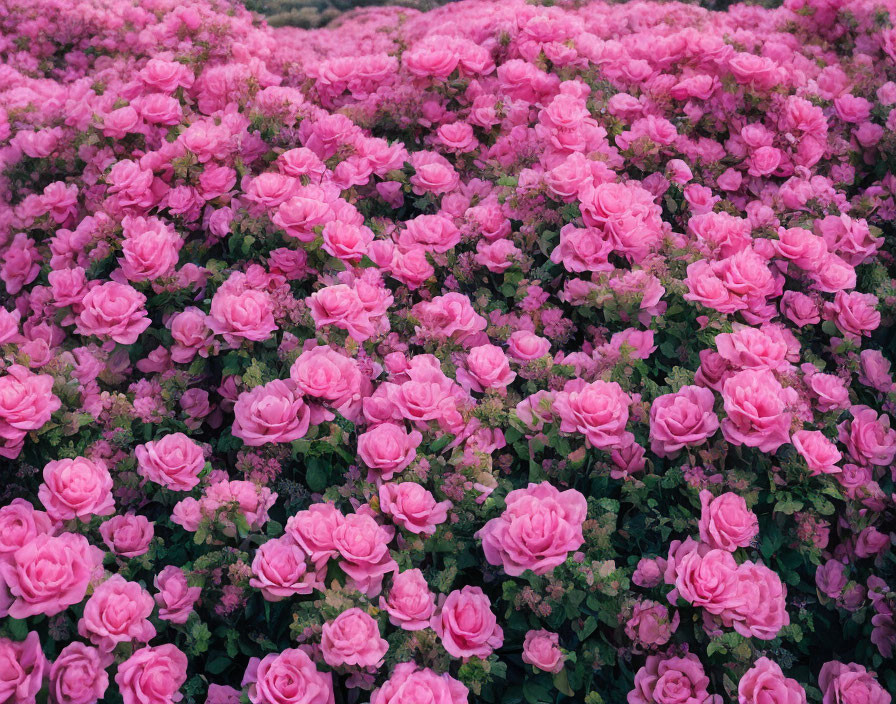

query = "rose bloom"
[674,548,741,615]
[284,503,344,569]
[333,512,398,597]
[553,379,631,449]
[0,532,103,618]
[823,291,880,340]
[75,282,151,345]
[738,657,806,704]
[460,344,516,393]
[49,642,112,704]
[78,575,156,651]
[625,601,680,649]
[818,662,891,704]
[99,513,154,557]
[379,482,452,535]
[0,498,55,563]
[698,490,759,551]
[792,430,842,475]
[633,558,664,588]
[135,433,205,491]
[154,566,201,624]
[837,406,896,467]
[723,561,790,641]
[371,663,468,704]
[289,345,368,421]
[205,685,241,704]
[477,481,586,576]
[379,569,436,631]
[207,288,277,344]
[522,630,565,673]
[432,586,504,659]
[357,423,423,481]
[507,330,551,361]
[628,654,711,704]
[0,364,62,458]
[721,370,793,453]
[649,386,719,457]
[38,456,114,523]
[244,648,334,704]
[233,380,312,446]
[0,631,48,704]
[168,308,213,363]
[115,645,188,704]
[321,607,389,668]
[249,537,323,601]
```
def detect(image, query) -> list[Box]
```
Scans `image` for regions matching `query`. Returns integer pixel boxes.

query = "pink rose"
[780,291,820,327]
[818,662,890,704]
[358,423,423,482]
[290,346,368,421]
[507,331,551,361]
[249,537,323,601]
[99,514,154,558]
[721,370,793,453]
[168,308,213,363]
[550,225,613,273]
[792,430,842,475]
[115,645,187,704]
[674,548,741,615]
[135,433,205,491]
[476,481,586,576]
[205,685,241,704]
[119,217,182,282]
[724,561,789,640]
[474,239,520,273]
[816,560,847,599]
[738,658,806,704]
[837,406,896,467]
[285,503,344,570]
[49,642,111,704]
[379,569,436,631]
[153,566,201,624]
[233,380,312,446]
[208,288,277,345]
[432,586,504,659]
[522,629,565,673]
[78,575,156,651]
[698,490,759,551]
[0,631,48,704]
[823,291,880,341]
[625,601,680,649]
[0,365,62,458]
[0,532,103,618]
[0,499,54,564]
[321,607,389,668]
[460,344,516,393]
[38,457,114,523]
[553,380,632,449]
[633,558,665,588]
[333,513,398,597]
[628,654,712,704]
[371,663,468,704]
[649,386,719,457]
[75,282,151,345]
[243,648,334,704]
[378,482,452,535]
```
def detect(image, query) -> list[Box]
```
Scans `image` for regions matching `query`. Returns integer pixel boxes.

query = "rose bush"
[0,0,894,702]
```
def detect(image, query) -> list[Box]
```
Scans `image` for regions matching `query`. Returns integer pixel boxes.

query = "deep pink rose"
[243,648,334,704]
[628,654,712,704]
[371,663,468,704]
[38,457,114,523]
[379,482,451,535]
[115,645,187,704]
[153,566,201,624]
[250,538,323,601]
[321,607,389,668]
[522,630,565,673]
[78,575,156,651]
[99,514,154,558]
[698,490,759,551]
[649,386,719,457]
[135,433,205,491]
[0,631,48,704]
[49,642,111,704]
[75,282,151,345]
[379,569,436,631]
[432,586,504,659]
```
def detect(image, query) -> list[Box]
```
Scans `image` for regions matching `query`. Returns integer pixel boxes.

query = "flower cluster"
[0,0,894,702]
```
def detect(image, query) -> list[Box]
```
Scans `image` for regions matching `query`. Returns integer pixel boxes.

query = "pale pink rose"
[507,331,551,361]
[250,538,323,601]
[837,406,896,467]
[99,514,154,558]
[135,433,204,491]
[75,282,151,345]
[674,548,741,615]
[202,480,276,536]
[649,386,719,457]
[792,430,842,475]
[153,566,201,624]
[285,503,344,570]
[721,370,793,453]
[0,365,61,458]
[476,481,586,576]
[78,575,156,651]
[628,654,711,704]
[698,490,759,551]
[0,631,48,704]
[432,586,504,659]
[233,380,311,446]
[553,379,631,449]
[0,499,54,564]
[321,221,373,263]
[321,607,389,668]
[378,482,452,535]
[208,288,277,344]
[522,629,565,673]
[38,457,114,523]
[333,513,397,597]
[625,601,679,649]
[818,662,890,704]
[724,561,789,640]
[357,423,423,481]
[115,645,187,704]
[738,658,807,704]
[243,648,334,704]
[411,293,487,346]
[371,663,467,704]
[49,642,111,704]
[378,569,436,631]
[0,532,103,618]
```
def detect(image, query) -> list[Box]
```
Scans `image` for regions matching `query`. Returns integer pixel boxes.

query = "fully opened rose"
[0,0,895,701]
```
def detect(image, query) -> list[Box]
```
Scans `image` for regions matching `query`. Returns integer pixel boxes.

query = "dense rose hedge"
[0,0,895,703]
